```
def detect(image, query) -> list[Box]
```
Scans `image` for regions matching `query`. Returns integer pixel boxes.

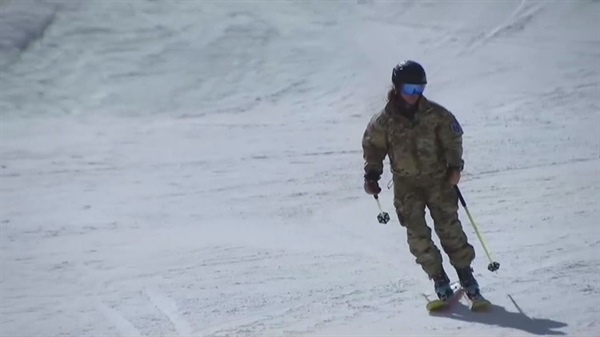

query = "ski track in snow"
[145,288,195,336]
[1,0,599,336]
[96,298,142,337]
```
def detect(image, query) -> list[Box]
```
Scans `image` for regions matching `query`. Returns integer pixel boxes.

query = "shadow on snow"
[431,293,568,335]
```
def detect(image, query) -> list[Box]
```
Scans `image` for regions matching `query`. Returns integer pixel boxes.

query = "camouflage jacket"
[362,96,464,180]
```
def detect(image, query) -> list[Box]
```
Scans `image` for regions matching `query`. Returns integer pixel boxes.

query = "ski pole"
[374,195,390,224]
[454,186,500,272]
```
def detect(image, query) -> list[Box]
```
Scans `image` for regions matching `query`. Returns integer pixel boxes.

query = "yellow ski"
[466,296,492,312]
[426,299,449,312]
[423,282,463,313]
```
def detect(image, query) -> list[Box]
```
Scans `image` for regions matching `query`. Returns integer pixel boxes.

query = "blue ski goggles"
[401,83,426,96]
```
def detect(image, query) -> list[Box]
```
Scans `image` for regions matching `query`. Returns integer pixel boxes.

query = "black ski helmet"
[392,60,427,86]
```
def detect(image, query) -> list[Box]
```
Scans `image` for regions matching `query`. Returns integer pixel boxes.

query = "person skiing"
[361,60,481,301]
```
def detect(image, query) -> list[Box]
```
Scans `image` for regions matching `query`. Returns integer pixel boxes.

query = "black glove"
[363,171,382,195]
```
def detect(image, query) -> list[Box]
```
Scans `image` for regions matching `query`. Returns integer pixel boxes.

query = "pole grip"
[454,186,467,207]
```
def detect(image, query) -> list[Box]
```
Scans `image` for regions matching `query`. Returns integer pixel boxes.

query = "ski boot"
[425,269,456,312]
[456,266,491,311]
[455,266,480,300]
[431,270,454,301]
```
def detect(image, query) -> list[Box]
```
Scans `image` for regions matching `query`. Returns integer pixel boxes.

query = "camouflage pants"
[393,175,475,277]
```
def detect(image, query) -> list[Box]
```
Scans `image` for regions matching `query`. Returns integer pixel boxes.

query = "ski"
[424,281,492,313]
[423,282,462,313]
[463,294,492,312]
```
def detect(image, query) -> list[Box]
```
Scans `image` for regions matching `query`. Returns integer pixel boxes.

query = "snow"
[0,0,77,70]
[1,0,599,336]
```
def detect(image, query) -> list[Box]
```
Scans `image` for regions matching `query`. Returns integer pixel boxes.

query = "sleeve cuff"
[364,170,381,181]
[448,163,464,172]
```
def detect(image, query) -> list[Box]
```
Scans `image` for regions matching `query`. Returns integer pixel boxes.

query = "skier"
[361,60,481,301]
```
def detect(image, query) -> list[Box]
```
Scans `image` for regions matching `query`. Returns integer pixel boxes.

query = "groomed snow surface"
[1,0,599,336]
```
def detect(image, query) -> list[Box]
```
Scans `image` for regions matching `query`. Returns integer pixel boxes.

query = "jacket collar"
[385,95,432,120]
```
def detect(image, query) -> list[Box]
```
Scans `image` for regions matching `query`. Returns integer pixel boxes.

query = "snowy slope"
[1,0,599,336]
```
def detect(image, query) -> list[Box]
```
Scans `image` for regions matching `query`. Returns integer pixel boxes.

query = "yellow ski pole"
[455,186,500,272]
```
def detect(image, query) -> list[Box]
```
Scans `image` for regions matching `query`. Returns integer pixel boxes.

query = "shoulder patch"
[450,120,463,135]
